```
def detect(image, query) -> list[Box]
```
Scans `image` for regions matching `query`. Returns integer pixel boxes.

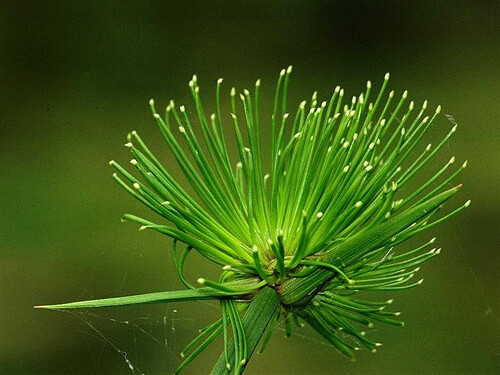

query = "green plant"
[36,67,469,374]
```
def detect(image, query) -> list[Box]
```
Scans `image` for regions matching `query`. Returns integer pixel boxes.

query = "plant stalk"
[210,286,280,375]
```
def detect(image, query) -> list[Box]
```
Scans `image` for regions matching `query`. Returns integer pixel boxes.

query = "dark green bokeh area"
[1,1,498,374]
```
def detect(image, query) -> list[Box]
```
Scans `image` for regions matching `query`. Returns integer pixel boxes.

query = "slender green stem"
[210,287,280,375]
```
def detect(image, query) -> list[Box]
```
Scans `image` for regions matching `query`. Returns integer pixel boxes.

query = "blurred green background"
[1,1,498,374]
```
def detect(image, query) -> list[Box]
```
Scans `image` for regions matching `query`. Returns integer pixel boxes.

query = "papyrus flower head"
[38,67,469,374]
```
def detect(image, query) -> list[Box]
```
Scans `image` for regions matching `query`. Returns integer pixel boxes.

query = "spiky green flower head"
[37,67,469,374]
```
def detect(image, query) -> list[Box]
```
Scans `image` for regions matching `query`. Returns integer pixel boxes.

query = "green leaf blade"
[35,280,261,310]
[278,184,462,306]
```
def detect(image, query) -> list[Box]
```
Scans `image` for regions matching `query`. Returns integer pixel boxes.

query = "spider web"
[64,244,497,375]
[62,300,344,375]
[60,223,497,374]
[65,300,209,374]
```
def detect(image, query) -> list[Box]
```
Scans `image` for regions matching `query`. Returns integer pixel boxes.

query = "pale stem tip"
[197,278,206,285]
